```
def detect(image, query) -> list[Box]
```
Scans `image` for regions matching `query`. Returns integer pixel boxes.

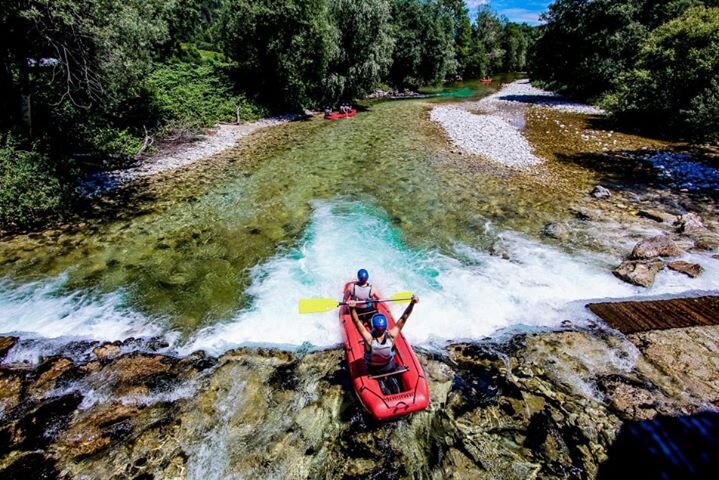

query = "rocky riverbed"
[1,324,718,479]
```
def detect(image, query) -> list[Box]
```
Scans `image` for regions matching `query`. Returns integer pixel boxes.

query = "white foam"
[184,201,719,355]
[0,275,164,342]
[2,201,718,356]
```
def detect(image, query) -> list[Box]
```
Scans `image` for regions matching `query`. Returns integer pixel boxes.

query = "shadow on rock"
[598,412,719,480]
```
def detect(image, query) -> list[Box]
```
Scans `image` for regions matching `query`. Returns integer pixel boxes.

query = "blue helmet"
[357,269,369,283]
[371,313,387,336]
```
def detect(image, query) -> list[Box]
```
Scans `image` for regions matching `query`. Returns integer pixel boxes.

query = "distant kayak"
[325,109,357,120]
[339,282,430,420]
[480,78,492,84]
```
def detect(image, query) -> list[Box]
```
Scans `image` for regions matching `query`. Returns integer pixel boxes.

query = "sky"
[464,0,551,25]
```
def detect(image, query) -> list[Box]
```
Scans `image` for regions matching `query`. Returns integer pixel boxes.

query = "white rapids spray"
[0,275,164,341]
[183,201,719,354]
[2,200,719,356]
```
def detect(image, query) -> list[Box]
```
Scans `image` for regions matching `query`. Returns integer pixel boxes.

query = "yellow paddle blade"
[388,291,413,303]
[298,298,340,314]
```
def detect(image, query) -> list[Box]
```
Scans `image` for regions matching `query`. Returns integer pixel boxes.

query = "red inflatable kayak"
[339,282,430,420]
[325,109,357,120]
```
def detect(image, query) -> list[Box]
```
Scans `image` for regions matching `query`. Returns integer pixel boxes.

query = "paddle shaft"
[341,297,411,307]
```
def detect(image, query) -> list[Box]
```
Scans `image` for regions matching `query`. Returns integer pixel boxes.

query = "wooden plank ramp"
[586,296,719,334]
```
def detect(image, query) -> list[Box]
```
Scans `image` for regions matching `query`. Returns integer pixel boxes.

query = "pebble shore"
[78,116,299,197]
[430,79,605,168]
[430,106,541,167]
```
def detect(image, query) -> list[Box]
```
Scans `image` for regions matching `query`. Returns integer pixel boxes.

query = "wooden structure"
[587,296,719,334]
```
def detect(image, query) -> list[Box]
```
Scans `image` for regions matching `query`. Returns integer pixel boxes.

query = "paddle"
[298,291,413,314]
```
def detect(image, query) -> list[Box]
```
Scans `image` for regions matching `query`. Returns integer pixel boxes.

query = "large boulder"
[613,259,665,287]
[630,235,682,259]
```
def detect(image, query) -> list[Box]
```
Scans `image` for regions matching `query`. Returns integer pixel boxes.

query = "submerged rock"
[667,261,704,278]
[630,235,682,259]
[613,259,665,287]
[637,209,677,224]
[542,222,570,240]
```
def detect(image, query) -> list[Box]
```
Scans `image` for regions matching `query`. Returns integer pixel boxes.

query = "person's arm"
[348,300,373,349]
[388,295,419,338]
[343,283,354,302]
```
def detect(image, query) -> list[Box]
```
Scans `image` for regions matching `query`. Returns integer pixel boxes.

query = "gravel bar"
[430,79,605,168]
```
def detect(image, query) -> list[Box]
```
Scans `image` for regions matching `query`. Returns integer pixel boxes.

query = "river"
[2,79,719,479]
[1,78,718,360]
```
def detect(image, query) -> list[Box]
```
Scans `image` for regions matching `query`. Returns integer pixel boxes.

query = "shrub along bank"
[530,1,719,142]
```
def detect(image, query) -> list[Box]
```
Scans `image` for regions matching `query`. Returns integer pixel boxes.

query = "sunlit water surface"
[1,83,718,355]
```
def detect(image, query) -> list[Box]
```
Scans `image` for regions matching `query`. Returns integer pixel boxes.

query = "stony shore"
[430,79,605,168]
[1,325,717,479]
[77,115,301,197]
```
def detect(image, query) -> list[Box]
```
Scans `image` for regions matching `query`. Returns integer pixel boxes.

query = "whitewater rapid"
[2,200,719,359]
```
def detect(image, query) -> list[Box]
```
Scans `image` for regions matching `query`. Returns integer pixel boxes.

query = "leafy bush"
[685,79,719,142]
[147,63,267,131]
[604,6,719,141]
[0,139,68,228]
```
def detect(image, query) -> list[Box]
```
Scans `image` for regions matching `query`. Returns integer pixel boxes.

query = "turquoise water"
[1,80,718,352]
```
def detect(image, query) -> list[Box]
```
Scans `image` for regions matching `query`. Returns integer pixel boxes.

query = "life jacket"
[366,334,395,368]
[351,282,373,302]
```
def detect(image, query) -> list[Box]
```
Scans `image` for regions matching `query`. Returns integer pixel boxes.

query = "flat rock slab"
[587,296,719,334]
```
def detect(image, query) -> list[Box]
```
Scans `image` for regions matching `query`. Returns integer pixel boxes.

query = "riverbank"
[77,115,302,197]
[1,322,717,478]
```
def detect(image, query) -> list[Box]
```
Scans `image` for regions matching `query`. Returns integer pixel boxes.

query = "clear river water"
[1,78,718,359]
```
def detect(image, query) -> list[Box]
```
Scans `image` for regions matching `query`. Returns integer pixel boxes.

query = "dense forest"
[530,0,719,141]
[0,0,533,229]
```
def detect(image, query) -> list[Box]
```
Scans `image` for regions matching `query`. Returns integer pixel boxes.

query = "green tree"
[604,6,719,140]
[440,0,473,76]
[324,0,394,101]
[501,22,532,72]
[530,0,716,99]
[0,0,175,143]
[388,0,457,88]
[218,0,337,109]
[470,7,505,76]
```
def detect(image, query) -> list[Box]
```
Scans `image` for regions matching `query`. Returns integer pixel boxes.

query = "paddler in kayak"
[347,294,420,374]
[343,269,381,324]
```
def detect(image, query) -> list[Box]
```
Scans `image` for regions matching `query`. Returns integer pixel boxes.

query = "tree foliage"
[388,0,457,88]
[604,6,719,140]
[465,7,534,78]
[324,0,394,101]
[218,0,338,110]
[531,0,719,140]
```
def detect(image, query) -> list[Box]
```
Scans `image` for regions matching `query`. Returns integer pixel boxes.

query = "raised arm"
[388,295,419,338]
[348,301,373,347]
